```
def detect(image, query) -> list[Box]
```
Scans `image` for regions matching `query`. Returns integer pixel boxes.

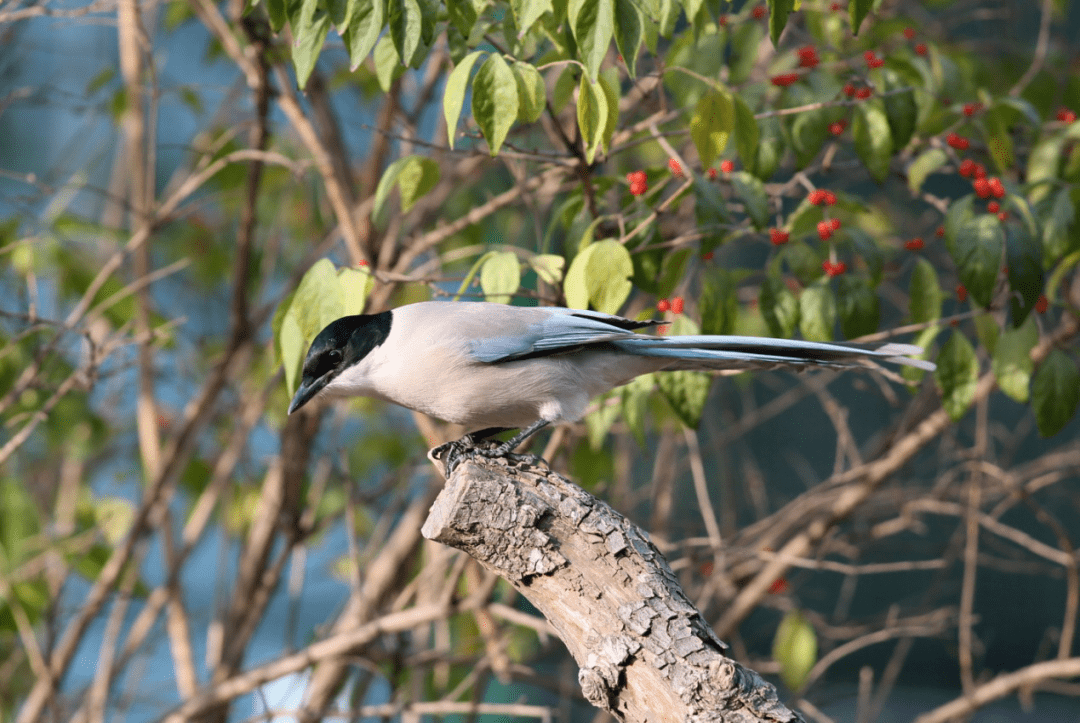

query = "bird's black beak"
[288,375,328,415]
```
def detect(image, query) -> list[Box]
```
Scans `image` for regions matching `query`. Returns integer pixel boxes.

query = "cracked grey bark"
[421,455,806,723]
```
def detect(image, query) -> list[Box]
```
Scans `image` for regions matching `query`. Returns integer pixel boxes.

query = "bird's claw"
[430,435,547,476]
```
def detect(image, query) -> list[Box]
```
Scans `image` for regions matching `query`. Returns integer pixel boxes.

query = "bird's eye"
[327,350,342,363]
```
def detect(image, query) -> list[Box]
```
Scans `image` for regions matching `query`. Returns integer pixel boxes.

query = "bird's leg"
[473,419,550,458]
[430,427,511,475]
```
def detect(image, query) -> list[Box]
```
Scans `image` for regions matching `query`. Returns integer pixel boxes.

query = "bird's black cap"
[287,311,392,414]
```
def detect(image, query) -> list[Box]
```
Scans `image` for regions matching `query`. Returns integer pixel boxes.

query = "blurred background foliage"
[2,0,1080,720]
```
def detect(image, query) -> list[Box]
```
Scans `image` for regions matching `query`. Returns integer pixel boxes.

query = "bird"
[287,301,935,473]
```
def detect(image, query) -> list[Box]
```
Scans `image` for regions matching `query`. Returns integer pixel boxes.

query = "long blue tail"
[611,334,936,373]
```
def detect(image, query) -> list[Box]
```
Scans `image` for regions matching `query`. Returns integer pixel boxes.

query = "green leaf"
[733,95,760,175]
[848,0,872,35]
[1006,221,1044,326]
[760,276,799,338]
[909,257,943,324]
[585,239,633,314]
[656,248,692,298]
[552,66,577,113]
[443,51,485,149]
[598,68,620,153]
[472,54,519,155]
[530,254,565,285]
[1031,349,1080,437]
[974,313,999,357]
[372,155,440,216]
[657,317,710,428]
[953,214,1005,308]
[1026,136,1063,204]
[339,266,375,315]
[344,0,384,69]
[446,0,476,35]
[293,11,331,89]
[690,89,735,169]
[267,0,288,32]
[328,0,351,32]
[480,251,521,303]
[564,242,595,309]
[992,317,1037,403]
[790,110,827,169]
[935,331,979,421]
[512,61,547,124]
[1043,187,1076,261]
[836,275,879,339]
[700,269,739,335]
[731,171,769,230]
[773,611,817,691]
[512,0,552,36]
[768,0,796,46]
[943,194,975,258]
[577,75,608,164]
[907,148,948,196]
[982,105,1014,172]
[388,0,422,66]
[881,68,916,150]
[573,0,614,81]
[852,101,893,182]
[799,278,836,342]
[903,324,941,386]
[373,33,402,92]
[613,0,642,78]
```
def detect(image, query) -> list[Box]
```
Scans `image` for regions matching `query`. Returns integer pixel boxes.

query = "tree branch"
[422,456,805,723]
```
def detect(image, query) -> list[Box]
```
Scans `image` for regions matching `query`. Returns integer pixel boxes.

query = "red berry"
[903,27,916,40]
[769,228,790,245]
[671,296,684,314]
[719,14,728,26]
[817,221,833,241]
[702,251,714,261]
[358,260,369,266]
[822,260,847,277]
[830,1,841,10]
[973,163,987,179]
[946,133,970,150]
[956,284,968,302]
[959,159,975,177]
[707,167,718,179]
[768,578,789,594]
[668,158,682,177]
[843,83,857,97]
[657,298,670,312]
[752,5,766,19]
[988,177,1005,198]
[962,103,982,117]
[797,45,820,69]
[829,121,846,136]
[855,87,872,100]
[829,217,841,231]
[627,170,646,184]
[864,50,885,69]
[973,177,991,198]
[720,160,735,173]
[824,190,837,205]
[998,212,1008,222]
[771,73,801,87]
[905,237,924,251]
[915,43,928,55]
[987,201,1000,213]
[1035,295,1049,314]
[1056,107,1077,124]
[935,226,946,237]
[630,181,648,196]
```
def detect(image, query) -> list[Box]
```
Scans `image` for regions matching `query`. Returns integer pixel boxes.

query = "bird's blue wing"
[466,308,658,363]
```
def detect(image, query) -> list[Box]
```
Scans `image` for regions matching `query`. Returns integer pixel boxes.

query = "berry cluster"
[626,170,648,196]
[973,176,1005,199]
[905,237,925,251]
[769,228,790,245]
[822,260,847,277]
[1058,107,1078,124]
[771,73,801,87]
[946,132,970,150]
[656,296,685,314]
[843,83,872,100]
[798,45,819,69]
[817,218,842,240]
[808,189,838,206]
[863,50,885,69]
[829,119,848,136]
[958,158,987,179]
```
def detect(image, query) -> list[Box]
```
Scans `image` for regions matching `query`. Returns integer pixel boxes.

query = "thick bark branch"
[422,455,804,723]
